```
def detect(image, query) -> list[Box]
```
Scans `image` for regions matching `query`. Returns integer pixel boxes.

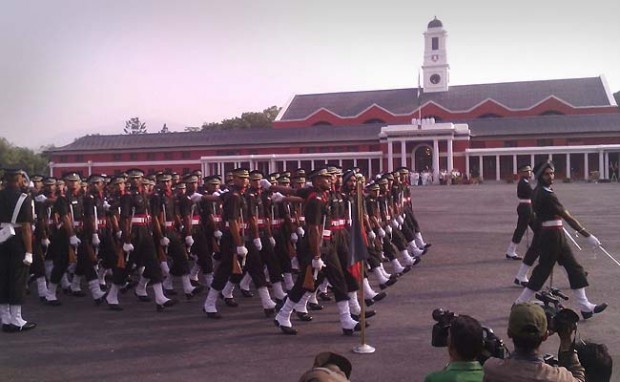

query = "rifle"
[92,198,100,261]
[68,203,78,265]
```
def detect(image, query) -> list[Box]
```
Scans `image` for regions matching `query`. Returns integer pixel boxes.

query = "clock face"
[431,54,439,62]
[430,74,441,85]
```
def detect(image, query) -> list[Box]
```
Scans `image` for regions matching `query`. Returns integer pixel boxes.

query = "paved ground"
[1,182,619,382]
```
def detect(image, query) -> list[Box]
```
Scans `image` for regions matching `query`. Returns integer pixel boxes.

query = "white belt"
[212,216,222,222]
[256,218,265,225]
[72,222,82,227]
[191,219,200,225]
[271,218,284,225]
[225,222,248,229]
[331,219,346,226]
[518,199,531,204]
[541,219,562,228]
[1,222,21,228]
[164,221,174,228]
[322,229,331,239]
[298,217,305,222]
[131,217,149,224]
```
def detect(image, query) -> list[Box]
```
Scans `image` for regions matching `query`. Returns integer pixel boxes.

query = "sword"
[162,202,169,255]
[562,227,582,251]
[598,246,620,268]
[93,200,99,257]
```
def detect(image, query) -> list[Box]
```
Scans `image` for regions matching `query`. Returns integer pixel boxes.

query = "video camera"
[535,288,579,334]
[431,308,507,364]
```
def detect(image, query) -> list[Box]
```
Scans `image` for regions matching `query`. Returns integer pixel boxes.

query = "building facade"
[47,18,620,182]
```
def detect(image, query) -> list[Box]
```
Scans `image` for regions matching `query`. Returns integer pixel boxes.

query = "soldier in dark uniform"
[120,169,177,311]
[0,169,36,332]
[395,167,431,251]
[275,168,361,335]
[515,161,607,319]
[198,175,223,288]
[504,165,533,260]
[103,176,126,310]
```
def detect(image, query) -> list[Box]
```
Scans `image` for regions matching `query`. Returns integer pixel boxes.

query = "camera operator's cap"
[309,168,331,179]
[126,168,145,179]
[63,172,81,182]
[508,303,548,338]
[313,352,352,379]
[249,170,264,181]
[231,168,250,178]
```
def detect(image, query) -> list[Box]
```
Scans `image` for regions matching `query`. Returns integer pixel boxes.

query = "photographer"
[483,303,585,382]
[425,315,484,382]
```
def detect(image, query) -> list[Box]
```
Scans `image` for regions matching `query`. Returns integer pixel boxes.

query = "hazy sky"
[1,0,619,150]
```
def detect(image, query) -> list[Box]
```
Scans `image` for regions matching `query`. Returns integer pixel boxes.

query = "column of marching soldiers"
[26,165,431,336]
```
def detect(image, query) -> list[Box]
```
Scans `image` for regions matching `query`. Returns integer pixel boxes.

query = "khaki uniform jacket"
[483,351,585,382]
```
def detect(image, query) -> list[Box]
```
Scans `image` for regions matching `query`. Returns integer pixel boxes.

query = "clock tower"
[422,17,449,93]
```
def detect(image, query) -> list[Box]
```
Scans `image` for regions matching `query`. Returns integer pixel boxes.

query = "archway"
[412,144,433,172]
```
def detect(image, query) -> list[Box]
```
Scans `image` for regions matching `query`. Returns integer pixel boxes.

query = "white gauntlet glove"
[213,230,223,239]
[312,257,326,271]
[269,236,276,248]
[253,238,263,251]
[391,219,400,229]
[378,227,386,238]
[91,234,101,247]
[385,225,392,235]
[69,235,81,247]
[236,245,248,257]
[397,215,404,225]
[270,192,285,203]
[160,261,170,275]
[103,200,111,211]
[297,226,305,237]
[190,193,203,203]
[123,243,134,253]
[290,232,298,243]
[23,252,33,266]
[160,237,170,247]
[116,230,123,240]
[367,231,376,241]
[586,234,601,248]
[41,238,51,248]
[185,235,195,247]
[35,194,47,203]
[260,179,272,190]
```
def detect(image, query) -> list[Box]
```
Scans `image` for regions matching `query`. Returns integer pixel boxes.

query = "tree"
[124,117,147,134]
[201,105,281,131]
[0,137,49,175]
[159,123,170,134]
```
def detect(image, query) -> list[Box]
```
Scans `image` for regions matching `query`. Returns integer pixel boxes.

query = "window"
[129,153,138,160]
[113,153,122,161]
[181,151,190,159]
[432,37,439,50]
[147,152,156,160]
[504,140,517,148]
[75,154,83,161]
[164,152,173,160]
[537,139,553,147]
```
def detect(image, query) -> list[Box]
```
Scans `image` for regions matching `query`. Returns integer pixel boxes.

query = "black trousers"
[526,228,588,291]
[166,230,190,277]
[0,234,29,304]
[511,204,533,244]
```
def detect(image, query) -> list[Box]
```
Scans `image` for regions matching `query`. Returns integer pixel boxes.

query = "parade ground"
[1,182,619,382]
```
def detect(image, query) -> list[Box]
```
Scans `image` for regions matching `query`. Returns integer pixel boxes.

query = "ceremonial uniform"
[505,166,534,260]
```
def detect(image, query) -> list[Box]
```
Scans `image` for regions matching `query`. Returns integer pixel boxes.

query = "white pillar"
[598,150,605,180]
[566,154,571,179]
[433,139,440,184]
[512,155,517,175]
[447,139,454,172]
[495,155,500,181]
[401,141,407,167]
[478,156,483,180]
[368,158,372,177]
[530,154,535,167]
[604,152,609,179]
[584,153,589,180]
[49,162,54,177]
[465,154,470,179]
[87,160,93,176]
[387,140,394,172]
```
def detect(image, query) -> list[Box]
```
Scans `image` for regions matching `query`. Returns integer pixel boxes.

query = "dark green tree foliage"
[0,138,49,175]
[201,106,281,131]
[124,117,147,134]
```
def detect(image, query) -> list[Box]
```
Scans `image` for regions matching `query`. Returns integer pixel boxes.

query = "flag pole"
[353,174,375,354]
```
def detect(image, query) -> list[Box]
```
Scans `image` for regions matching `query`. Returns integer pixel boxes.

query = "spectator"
[298,351,352,382]
[424,315,484,382]
[575,340,612,382]
[483,303,585,382]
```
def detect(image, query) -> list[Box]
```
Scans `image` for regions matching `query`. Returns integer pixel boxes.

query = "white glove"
[290,232,298,243]
[67,262,77,273]
[253,238,263,251]
[103,200,111,211]
[160,237,170,247]
[378,228,386,238]
[385,225,392,235]
[367,231,376,240]
[397,215,404,225]
[116,230,123,240]
[391,220,400,229]
[34,194,47,203]
[190,193,203,203]
[269,236,276,248]
[586,234,601,248]
[185,235,195,247]
[260,178,272,190]
[91,233,101,247]
[312,257,326,271]
[213,230,223,239]
[23,252,33,266]
[236,245,248,257]
[271,192,285,203]
[122,243,134,253]
[297,226,305,237]
[41,238,51,248]
[212,191,221,197]
[160,261,170,275]
[69,235,81,247]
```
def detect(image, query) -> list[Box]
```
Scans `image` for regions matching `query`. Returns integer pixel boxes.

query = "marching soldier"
[0,169,36,332]
[504,165,533,260]
[103,176,127,310]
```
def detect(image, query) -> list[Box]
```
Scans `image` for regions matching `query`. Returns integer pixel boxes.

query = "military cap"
[280,171,291,179]
[141,178,152,185]
[377,177,388,185]
[249,170,264,181]
[382,173,395,181]
[175,182,186,190]
[56,179,65,186]
[31,174,44,182]
[277,175,291,184]
[192,169,203,177]
[395,166,410,175]
[292,175,306,184]
[268,172,280,182]
[204,175,222,185]
[63,172,81,182]
[157,173,172,182]
[1,169,26,180]
[295,168,307,177]
[183,174,198,183]
[87,174,105,184]
[518,164,532,172]
[327,166,342,175]
[109,176,125,185]
[366,182,380,191]
[43,177,57,186]
[309,168,331,179]
[342,170,357,185]
[126,168,145,178]
[231,168,250,178]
